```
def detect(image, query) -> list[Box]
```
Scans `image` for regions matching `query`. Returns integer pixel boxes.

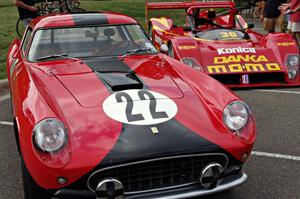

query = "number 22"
[115,90,169,122]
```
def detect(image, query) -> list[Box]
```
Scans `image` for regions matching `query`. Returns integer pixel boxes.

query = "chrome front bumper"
[126,172,247,199]
[53,171,247,199]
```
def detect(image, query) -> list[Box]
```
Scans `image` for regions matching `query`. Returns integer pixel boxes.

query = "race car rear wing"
[145,0,237,28]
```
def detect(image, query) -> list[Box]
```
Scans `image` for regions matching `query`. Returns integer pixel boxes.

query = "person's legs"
[263,18,276,33]
[21,18,33,27]
[295,33,300,46]
[276,14,287,33]
[287,20,293,35]
[254,1,262,17]
[291,22,300,48]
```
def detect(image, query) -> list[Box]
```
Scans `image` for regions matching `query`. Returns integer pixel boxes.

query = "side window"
[21,28,32,55]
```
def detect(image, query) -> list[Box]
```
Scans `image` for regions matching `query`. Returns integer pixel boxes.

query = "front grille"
[211,73,286,85]
[87,154,228,194]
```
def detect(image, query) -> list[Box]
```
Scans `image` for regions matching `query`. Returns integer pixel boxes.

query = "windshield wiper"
[121,48,151,59]
[36,53,74,61]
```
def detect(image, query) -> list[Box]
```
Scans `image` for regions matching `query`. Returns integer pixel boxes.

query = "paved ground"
[1,87,300,199]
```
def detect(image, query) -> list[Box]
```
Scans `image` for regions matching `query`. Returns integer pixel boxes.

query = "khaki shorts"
[287,21,300,32]
[263,14,286,33]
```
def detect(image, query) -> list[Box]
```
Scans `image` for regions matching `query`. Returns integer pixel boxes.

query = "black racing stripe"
[85,57,144,92]
[100,119,226,165]
[72,13,109,26]
[84,57,241,165]
[86,57,131,72]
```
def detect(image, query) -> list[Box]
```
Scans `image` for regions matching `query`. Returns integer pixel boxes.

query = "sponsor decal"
[241,74,249,84]
[277,42,296,47]
[217,47,256,55]
[207,55,281,73]
[179,46,197,50]
[103,89,178,125]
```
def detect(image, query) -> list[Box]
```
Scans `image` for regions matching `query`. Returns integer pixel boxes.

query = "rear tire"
[21,159,52,199]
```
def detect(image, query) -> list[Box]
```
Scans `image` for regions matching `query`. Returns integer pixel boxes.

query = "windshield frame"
[194,28,249,41]
[26,23,157,63]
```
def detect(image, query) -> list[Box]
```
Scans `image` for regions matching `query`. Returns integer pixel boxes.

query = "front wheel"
[21,159,52,199]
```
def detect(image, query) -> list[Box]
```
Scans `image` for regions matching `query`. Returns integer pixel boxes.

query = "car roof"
[31,12,138,29]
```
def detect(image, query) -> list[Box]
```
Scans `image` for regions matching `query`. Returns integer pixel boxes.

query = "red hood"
[36,55,184,108]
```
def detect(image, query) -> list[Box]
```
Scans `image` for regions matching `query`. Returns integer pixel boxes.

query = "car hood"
[44,55,184,107]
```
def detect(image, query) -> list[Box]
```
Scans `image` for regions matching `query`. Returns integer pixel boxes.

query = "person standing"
[13,0,38,27]
[281,0,300,46]
[260,0,287,33]
[254,0,263,18]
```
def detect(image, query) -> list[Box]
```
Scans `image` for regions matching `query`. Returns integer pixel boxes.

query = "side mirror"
[248,23,254,29]
[160,44,169,53]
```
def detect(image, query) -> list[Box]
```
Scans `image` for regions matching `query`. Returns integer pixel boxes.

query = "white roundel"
[103,89,178,125]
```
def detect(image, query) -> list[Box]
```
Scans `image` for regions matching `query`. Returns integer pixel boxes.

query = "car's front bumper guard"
[52,171,247,199]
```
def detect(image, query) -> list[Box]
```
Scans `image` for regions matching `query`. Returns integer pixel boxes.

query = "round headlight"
[182,58,194,67]
[181,58,202,71]
[33,118,67,152]
[223,101,249,131]
[288,68,297,79]
[287,55,299,67]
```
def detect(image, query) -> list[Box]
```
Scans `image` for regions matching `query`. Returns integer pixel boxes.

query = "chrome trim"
[96,178,124,199]
[200,163,224,189]
[127,182,197,195]
[87,153,228,194]
[129,172,248,199]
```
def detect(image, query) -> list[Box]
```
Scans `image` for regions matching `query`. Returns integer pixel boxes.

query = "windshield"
[28,24,157,61]
[195,29,247,41]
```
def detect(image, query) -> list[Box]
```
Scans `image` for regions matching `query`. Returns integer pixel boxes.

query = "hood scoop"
[85,58,143,91]
[97,72,143,91]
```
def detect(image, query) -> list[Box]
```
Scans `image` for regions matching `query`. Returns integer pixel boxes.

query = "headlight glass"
[288,68,297,79]
[33,118,67,152]
[223,101,249,131]
[287,55,299,68]
[181,58,202,71]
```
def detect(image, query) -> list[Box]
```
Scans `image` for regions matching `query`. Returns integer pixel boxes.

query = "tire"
[167,43,174,58]
[21,159,52,199]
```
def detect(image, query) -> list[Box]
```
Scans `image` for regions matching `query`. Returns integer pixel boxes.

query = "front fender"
[170,37,201,63]
[263,33,299,62]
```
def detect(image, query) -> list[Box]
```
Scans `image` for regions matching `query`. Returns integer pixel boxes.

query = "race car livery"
[7,12,256,199]
[147,0,300,88]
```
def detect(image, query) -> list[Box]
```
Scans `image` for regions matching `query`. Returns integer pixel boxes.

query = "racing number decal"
[115,92,145,122]
[138,90,169,119]
[220,32,238,38]
[103,89,178,125]
[115,90,168,122]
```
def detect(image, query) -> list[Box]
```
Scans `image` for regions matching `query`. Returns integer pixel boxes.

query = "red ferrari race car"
[147,0,300,88]
[7,12,256,199]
